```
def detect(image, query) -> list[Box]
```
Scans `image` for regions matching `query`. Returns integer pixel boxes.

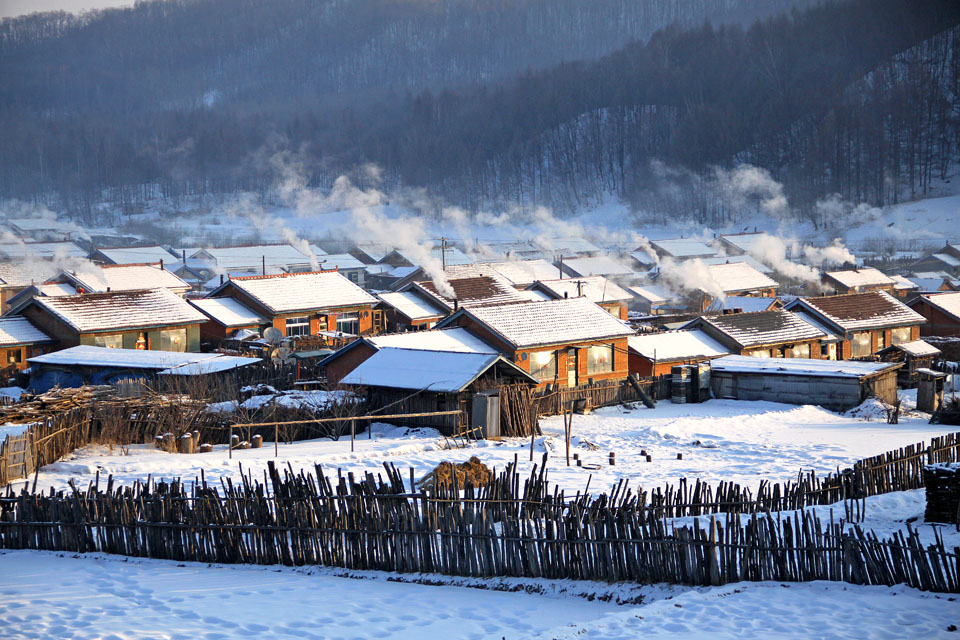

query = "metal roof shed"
[709,355,901,411]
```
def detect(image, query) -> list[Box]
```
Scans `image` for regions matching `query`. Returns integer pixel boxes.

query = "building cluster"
[0,229,956,411]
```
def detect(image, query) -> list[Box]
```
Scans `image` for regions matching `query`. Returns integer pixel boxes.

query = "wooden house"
[627,330,731,377]
[340,347,538,435]
[402,265,531,313]
[0,261,64,314]
[315,253,368,286]
[188,297,269,346]
[682,309,827,358]
[205,270,380,339]
[0,316,55,373]
[907,292,960,337]
[909,244,960,277]
[321,327,498,385]
[709,356,901,411]
[821,268,896,295]
[700,262,779,310]
[44,263,192,297]
[525,276,632,320]
[377,291,447,332]
[876,340,941,388]
[785,291,925,360]
[435,297,635,388]
[15,288,207,352]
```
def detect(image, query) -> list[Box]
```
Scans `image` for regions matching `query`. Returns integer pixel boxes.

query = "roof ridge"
[230,269,339,281]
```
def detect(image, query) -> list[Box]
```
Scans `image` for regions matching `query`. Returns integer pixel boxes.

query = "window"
[891,327,911,346]
[286,316,310,337]
[337,316,359,335]
[93,334,123,349]
[158,328,186,352]
[529,350,558,381]
[6,349,22,365]
[851,332,872,358]
[586,345,614,375]
[749,349,771,358]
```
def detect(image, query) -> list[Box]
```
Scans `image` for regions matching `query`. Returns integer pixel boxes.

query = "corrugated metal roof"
[28,288,207,333]
[215,270,377,314]
[790,291,925,331]
[0,317,53,346]
[454,297,635,349]
[697,309,826,348]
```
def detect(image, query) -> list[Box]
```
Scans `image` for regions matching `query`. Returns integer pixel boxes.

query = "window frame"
[585,344,615,375]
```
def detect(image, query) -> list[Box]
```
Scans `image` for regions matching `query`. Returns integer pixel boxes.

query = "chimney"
[262,255,266,275]
[182,249,186,263]
[220,274,224,285]
[106,287,111,292]
[564,291,568,298]
[160,258,164,270]
[454,298,459,311]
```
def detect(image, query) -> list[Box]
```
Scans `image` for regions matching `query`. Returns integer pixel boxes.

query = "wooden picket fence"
[0,459,956,592]
[532,376,670,416]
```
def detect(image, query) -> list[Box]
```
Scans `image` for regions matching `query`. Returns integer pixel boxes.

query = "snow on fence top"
[0,317,53,347]
[213,270,378,314]
[710,355,900,379]
[627,330,730,362]
[452,297,635,349]
[789,291,925,331]
[28,287,207,332]
[188,297,267,328]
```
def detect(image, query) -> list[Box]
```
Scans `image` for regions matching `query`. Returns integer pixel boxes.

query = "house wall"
[323,342,378,385]
[19,306,81,348]
[599,302,629,321]
[513,337,629,388]
[628,353,727,377]
[909,299,960,337]
[837,324,922,360]
[0,344,49,371]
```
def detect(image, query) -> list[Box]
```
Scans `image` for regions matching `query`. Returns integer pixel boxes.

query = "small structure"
[706,296,781,314]
[709,355,901,411]
[0,316,55,373]
[339,347,538,435]
[377,291,447,332]
[26,345,260,392]
[821,267,896,295]
[627,330,731,377]
[922,463,960,524]
[876,340,941,387]
[188,297,269,346]
[916,368,947,413]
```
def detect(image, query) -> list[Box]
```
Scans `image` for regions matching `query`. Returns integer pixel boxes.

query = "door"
[566,348,578,387]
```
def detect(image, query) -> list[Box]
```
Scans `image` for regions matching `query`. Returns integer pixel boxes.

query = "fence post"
[229,423,233,459]
[350,419,355,452]
[275,423,279,457]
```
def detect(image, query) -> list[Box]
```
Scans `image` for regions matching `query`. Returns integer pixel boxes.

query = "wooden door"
[566,348,578,387]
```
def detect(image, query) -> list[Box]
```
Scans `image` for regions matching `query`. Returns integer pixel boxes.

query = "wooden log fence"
[0,459,956,593]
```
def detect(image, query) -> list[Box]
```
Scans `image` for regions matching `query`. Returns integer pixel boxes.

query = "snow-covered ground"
[0,550,956,640]
[11,395,951,499]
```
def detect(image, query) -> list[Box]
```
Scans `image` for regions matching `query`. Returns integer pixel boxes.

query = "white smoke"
[0,200,91,243]
[744,233,820,282]
[804,239,856,269]
[814,194,882,230]
[713,164,789,218]
[657,257,727,303]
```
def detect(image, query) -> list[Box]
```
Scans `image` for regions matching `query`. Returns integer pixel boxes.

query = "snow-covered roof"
[530,276,632,303]
[189,244,319,271]
[340,347,534,392]
[706,296,779,313]
[60,263,190,293]
[700,255,773,274]
[6,217,63,231]
[931,253,960,268]
[377,291,446,321]
[211,270,378,314]
[539,237,601,255]
[788,291,925,332]
[559,255,634,277]
[0,241,87,259]
[890,340,940,357]
[718,232,771,254]
[93,246,177,265]
[28,345,258,373]
[202,268,285,290]
[789,310,842,343]
[448,297,635,349]
[706,262,778,294]
[906,276,948,291]
[627,284,678,304]
[189,297,267,327]
[890,274,919,290]
[413,264,531,310]
[627,330,730,362]
[25,288,207,333]
[823,267,895,289]
[911,292,960,324]
[710,355,900,379]
[0,260,63,287]
[367,327,498,354]
[692,309,826,348]
[38,283,78,296]
[479,259,563,286]
[430,246,473,266]
[158,355,261,376]
[650,238,718,259]
[317,253,366,270]
[629,250,658,266]
[0,317,53,346]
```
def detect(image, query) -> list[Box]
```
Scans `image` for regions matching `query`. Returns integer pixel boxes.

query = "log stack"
[924,463,960,524]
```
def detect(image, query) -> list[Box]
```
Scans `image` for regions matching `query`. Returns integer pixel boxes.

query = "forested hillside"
[1,0,958,224]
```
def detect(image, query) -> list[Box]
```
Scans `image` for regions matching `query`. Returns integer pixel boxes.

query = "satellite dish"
[263,327,283,345]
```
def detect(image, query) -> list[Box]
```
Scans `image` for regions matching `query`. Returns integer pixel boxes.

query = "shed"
[709,355,901,411]
[876,340,941,388]
[339,347,538,435]
[627,330,731,377]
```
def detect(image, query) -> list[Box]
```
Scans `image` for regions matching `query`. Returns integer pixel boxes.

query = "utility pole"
[575,280,585,297]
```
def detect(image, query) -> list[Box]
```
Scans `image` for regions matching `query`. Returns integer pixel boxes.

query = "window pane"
[160,328,186,352]
[890,327,911,345]
[586,345,614,374]
[94,334,122,349]
[529,350,557,380]
[851,332,872,358]
[792,343,810,358]
[285,316,310,337]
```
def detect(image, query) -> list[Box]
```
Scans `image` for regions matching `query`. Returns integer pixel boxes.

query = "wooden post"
[274,423,278,457]
[351,419,355,452]
[229,424,233,459]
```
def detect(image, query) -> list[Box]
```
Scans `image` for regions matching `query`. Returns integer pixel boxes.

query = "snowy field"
[10,393,952,499]
[0,550,957,640]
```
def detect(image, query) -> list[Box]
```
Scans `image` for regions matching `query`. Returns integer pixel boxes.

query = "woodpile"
[0,386,117,424]
[418,456,492,490]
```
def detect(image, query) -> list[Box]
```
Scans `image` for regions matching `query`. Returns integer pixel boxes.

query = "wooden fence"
[532,375,670,416]
[0,459,956,592]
